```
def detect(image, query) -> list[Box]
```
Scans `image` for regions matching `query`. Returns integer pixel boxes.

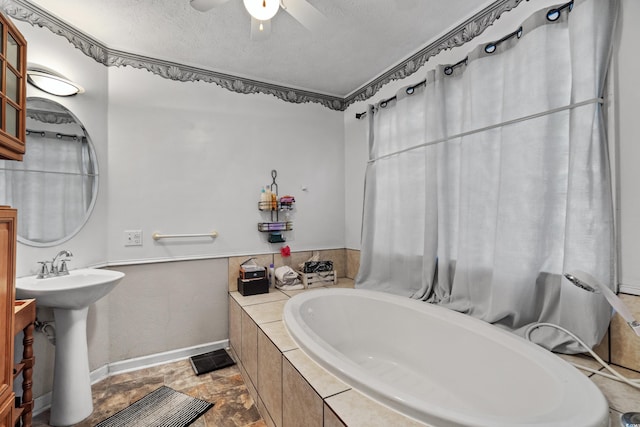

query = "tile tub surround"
[229,283,640,427]
[231,248,640,375]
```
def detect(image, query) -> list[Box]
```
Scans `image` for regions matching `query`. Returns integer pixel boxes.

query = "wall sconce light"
[243,0,279,21]
[27,67,84,97]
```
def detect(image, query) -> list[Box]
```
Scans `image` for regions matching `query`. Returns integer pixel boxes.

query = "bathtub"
[283,288,609,427]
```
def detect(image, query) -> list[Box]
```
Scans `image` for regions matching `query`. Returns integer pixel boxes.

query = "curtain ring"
[547,1,573,21]
[485,43,497,54]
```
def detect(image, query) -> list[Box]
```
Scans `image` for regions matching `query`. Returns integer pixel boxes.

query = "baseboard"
[620,283,640,296]
[33,339,229,416]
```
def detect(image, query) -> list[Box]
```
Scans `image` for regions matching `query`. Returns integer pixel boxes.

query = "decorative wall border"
[1,0,523,111]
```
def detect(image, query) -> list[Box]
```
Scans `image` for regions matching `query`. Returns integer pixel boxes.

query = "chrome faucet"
[37,250,73,278]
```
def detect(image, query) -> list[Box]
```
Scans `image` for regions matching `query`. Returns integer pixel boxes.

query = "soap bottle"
[269,263,275,287]
[260,187,268,210]
[265,186,273,210]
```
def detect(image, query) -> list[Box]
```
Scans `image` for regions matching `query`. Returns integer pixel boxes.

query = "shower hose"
[525,323,640,390]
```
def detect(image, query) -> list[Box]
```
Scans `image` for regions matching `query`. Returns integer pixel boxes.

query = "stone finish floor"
[32,358,266,427]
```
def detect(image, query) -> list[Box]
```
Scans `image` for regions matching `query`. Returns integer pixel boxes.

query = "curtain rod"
[355,0,574,120]
[26,129,85,142]
[368,97,603,164]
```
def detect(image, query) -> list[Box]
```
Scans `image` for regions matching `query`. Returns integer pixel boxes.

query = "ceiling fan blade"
[190,0,231,12]
[280,0,327,32]
[250,17,271,41]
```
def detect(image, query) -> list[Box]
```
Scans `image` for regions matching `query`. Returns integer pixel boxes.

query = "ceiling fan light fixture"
[243,0,279,21]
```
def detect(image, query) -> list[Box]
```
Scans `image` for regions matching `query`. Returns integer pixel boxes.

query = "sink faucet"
[50,250,73,276]
[36,250,73,279]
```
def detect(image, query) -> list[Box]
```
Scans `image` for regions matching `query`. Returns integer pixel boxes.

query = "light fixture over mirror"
[0,98,98,247]
[27,65,84,97]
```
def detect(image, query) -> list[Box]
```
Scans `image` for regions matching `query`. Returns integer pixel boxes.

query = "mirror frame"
[15,97,99,247]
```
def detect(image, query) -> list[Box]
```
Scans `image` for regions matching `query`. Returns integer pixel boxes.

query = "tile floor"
[32,359,266,427]
[29,351,640,427]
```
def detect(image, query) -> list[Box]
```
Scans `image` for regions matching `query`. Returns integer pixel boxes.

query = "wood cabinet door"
[0,12,27,161]
[0,393,12,427]
[0,207,16,406]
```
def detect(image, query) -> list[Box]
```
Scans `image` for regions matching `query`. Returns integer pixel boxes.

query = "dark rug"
[95,385,213,427]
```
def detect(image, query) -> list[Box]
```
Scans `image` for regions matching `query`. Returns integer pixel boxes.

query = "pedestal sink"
[16,268,125,426]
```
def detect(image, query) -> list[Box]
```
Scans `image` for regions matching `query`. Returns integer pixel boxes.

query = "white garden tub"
[283,288,609,427]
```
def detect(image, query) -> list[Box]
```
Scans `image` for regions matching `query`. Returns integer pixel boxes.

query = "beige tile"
[346,249,360,280]
[229,254,274,291]
[244,300,288,325]
[239,358,259,406]
[318,249,347,278]
[229,295,242,360]
[258,330,283,426]
[325,389,425,427]
[283,349,349,398]
[276,250,313,270]
[242,310,259,386]
[259,321,298,353]
[610,409,623,427]
[256,395,277,427]
[330,278,355,289]
[278,287,311,298]
[324,403,347,427]
[555,353,607,376]
[593,329,610,363]
[230,289,289,307]
[282,357,323,427]
[611,293,640,371]
[589,365,640,414]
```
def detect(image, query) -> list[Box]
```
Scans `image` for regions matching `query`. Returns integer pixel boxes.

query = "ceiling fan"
[190,0,326,40]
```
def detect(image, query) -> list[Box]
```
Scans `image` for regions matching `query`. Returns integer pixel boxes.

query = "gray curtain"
[356,0,618,353]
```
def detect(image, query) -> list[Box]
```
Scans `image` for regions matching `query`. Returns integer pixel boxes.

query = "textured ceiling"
[23,0,497,98]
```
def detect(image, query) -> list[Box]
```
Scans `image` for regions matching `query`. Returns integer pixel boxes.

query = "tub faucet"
[50,250,73,276]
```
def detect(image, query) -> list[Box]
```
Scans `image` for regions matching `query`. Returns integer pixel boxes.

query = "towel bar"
[152,231,218,240]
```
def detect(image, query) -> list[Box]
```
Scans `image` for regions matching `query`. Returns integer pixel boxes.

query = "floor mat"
[95,385,212,427]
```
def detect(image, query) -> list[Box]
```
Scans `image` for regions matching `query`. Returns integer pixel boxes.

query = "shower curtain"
[356,0,618,352]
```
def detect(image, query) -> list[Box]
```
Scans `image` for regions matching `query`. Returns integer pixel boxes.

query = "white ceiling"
[24,0,497,98]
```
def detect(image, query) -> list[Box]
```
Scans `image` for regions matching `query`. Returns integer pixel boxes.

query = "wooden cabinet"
[0,12,27,161]
[0,396,13,427]
[0,207,17,427]
[13,299,35,427]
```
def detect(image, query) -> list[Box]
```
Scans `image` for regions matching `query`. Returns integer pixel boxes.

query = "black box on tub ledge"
[237,276,270,296]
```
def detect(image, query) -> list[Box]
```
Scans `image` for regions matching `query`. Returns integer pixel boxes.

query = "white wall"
[12,21,109,277]
[107,66,344,264]
[615,0,640,293]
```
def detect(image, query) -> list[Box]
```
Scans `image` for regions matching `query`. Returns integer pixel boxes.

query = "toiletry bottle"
[265,186,273,211]
[271,188,277,210]
[269,263,275,287]
[260,187,268,210]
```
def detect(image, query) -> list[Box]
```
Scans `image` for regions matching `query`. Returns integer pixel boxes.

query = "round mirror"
[0,97,98,246]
